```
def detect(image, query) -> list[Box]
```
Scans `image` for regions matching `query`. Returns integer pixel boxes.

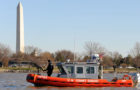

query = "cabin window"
[77,67,83,74]
[86,67,95,74]
[66,66,74,74]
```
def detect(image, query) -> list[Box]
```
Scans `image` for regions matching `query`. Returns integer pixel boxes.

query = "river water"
[0,73,139,90]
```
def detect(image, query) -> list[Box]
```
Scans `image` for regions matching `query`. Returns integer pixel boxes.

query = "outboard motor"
[129,73,140,89]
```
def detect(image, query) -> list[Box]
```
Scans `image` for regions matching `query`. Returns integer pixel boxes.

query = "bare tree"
[84,41,105,56]
[125,55,133,66]
[109,52,121,60]
[102,55,113,68]
[40,52,54,62]
[25,46,42,56]
[131,42,140,57]
[108,51,122,67]
[54,50,74,62]
[130,42,140,67]
[0,43,12,67]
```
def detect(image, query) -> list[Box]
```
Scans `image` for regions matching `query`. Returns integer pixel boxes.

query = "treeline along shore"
[1,41,140,73]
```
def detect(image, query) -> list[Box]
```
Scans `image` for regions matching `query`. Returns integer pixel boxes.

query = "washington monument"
[16,2,24,53]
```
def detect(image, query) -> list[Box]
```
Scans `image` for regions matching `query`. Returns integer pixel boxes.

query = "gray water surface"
[0,73,139,90]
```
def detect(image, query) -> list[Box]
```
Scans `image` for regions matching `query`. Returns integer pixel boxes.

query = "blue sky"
[0,0,140,56]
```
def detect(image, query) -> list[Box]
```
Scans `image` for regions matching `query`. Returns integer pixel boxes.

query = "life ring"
[123,75,131,80]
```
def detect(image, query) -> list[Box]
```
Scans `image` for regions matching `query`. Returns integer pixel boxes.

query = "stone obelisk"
[16,2,24,53]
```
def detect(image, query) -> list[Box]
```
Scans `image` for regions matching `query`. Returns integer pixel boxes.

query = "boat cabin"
[56,61,100,79]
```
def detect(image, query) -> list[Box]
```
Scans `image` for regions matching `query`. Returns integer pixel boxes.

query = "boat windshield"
[57,65,67,74]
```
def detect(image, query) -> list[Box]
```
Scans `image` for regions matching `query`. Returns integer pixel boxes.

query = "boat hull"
[26,74,133,87]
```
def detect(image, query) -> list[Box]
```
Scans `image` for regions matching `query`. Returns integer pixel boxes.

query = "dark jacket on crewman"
[44,61,54,76]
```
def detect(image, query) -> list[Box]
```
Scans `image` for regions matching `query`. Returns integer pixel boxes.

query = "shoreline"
[0,68,138,73]
[0,67,59,73]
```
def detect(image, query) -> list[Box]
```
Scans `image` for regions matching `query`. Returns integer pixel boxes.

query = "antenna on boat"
[74,33,76,62]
